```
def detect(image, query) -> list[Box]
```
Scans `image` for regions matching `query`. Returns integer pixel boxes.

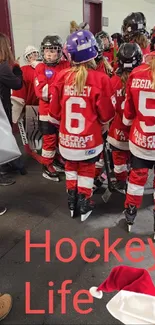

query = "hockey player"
[150,27,155,52]
[34,35,70,181]
[95,35,113,76]
[111,33,124,48]
[123,51,155,236]
[11,46,40,150]
[107,43,143,192]
[95,31,114,65]
[93,35,114,191]
[48,30,115,221]
[121,12,150,56]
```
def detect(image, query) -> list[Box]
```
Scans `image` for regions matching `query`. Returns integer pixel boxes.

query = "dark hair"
[0,33,14,65]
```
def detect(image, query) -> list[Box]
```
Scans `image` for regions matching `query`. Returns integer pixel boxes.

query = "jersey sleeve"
[34,64,49,102]
[123,75,136,126]
[96,74,116,124]
[48,77,62,127]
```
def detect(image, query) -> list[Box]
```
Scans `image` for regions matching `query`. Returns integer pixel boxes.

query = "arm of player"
[97,75,116,124]
[48,85,61,128]
[34,64,49,102]
[123,76,136,126]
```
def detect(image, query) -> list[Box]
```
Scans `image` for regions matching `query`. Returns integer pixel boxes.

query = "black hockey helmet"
[122,12,146,42]
[111,33,124,47]
[95,31,111,50]
[95,34,104,61]
[41,35,63,65]
[117,42,143,72]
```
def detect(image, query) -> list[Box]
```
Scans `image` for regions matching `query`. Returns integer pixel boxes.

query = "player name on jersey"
[64,86,91,97]
[60,133,93,148]
[131,79,152,89]
[133,128,155,149]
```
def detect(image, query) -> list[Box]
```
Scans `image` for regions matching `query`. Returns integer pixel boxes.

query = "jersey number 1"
[66,97,86,134]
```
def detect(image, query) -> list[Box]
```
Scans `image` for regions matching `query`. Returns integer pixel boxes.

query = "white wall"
[9,0,83,64]
[103,0,155,35]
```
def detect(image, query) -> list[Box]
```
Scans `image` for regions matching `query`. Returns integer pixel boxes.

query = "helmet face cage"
[41,36,63,65]
[95,31,110,50]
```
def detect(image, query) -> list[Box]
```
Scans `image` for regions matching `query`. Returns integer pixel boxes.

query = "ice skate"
[0,207,7,216]
[53,155,65,173]
[78,194,95,222]
[124,205,137,232]
[112,180,127,194]
[68,189,77,218]
[42,165,60,182]
[93,176,105,193]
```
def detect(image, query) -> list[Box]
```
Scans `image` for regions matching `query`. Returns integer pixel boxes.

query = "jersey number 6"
[66,97,86,134]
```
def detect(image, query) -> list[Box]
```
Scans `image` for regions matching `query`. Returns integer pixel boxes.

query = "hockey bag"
[0,99,21,165]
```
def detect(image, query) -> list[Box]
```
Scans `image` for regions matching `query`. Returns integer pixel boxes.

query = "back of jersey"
[56,69,115,161]
[124,64,155,159]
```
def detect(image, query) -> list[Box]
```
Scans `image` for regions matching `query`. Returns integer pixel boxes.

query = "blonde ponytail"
[103,57,113,77]
[120,71,130,96]
[133,34,148,50]
[66,59,96,95]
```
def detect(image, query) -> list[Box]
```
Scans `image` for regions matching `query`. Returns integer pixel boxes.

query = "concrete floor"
[0,152,155,325]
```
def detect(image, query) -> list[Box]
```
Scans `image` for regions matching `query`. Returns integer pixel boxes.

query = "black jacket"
[0,61,23,124]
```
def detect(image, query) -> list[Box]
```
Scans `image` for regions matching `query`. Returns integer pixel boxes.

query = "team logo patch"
[85,149,96,156]
[45,69,54,78]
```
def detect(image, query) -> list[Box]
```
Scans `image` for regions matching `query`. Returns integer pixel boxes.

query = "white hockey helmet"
[24,45,39,62]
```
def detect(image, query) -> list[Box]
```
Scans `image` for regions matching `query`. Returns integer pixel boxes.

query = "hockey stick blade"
[18,119,42,164]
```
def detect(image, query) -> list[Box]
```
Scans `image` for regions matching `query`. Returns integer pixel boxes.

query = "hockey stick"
[18,117,43,164]
[102,141,114,203]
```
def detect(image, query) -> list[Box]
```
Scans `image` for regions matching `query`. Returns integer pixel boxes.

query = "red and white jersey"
[34,61,70,121]
[123,63,155,160]
[12,65,39,106]
[108,75,130,150]
[48,69,115,161]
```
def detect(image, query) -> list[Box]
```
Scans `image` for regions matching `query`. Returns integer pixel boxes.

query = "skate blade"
[54,166,65,173]
[128,224,132,232]
[102,188,112,203]
[81,210,92,222]
[42,173,60,182]
[70,210,74,218]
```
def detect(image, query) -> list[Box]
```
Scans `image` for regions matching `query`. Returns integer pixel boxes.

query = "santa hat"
[89,266,155,324]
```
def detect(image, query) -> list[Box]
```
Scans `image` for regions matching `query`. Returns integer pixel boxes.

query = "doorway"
[0,0,14,54]
[83,0,102,35]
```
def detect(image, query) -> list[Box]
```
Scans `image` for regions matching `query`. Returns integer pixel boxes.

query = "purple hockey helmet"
[66,30,98,64]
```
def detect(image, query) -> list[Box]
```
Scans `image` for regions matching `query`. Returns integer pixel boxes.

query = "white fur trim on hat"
[89,287,103,299]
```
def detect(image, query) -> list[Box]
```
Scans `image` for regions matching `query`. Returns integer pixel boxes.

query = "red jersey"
[49,69,115,161]
[108,75,130,150]
[123,63,155,160]
[34,61,70,120]
[96,61,106,73]
[103,49,114,64]
[12,65,39,106]
[142,46,150,56]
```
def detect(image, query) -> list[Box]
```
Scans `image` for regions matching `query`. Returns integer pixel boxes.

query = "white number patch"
[65,97,86,134]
